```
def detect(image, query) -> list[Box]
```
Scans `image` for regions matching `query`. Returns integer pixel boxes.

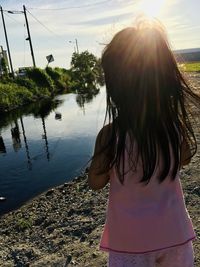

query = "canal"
[0,88,106,215]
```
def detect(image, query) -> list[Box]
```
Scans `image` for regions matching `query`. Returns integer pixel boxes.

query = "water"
[0,88,106,215]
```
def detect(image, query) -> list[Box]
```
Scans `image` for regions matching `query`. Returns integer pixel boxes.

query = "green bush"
[15,77,36,90]
[45,66,61,81]
[45,67,70,91]
[26,67,54,92]
[15,77,40,96]
[0,83,33,110]
[0,66,72,112]
[0,55,103,112]
[38,87,51,97]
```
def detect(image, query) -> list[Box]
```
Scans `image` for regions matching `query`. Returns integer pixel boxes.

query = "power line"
[27,0,111,11]
[26,9,62,38]
[4,12,23,25]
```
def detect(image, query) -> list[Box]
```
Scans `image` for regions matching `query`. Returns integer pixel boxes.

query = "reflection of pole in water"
[20,117,32,170]
[11,120,21,152]
[82,104,85,115]
[0,135,6,154]
[41,117,50,161]
[76,94,86,115]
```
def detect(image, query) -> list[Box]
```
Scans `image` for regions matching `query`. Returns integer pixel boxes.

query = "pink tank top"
[100,141,196,253]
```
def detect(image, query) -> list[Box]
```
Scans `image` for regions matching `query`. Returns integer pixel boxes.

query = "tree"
[70,51,104,93]
[93,58,105,86]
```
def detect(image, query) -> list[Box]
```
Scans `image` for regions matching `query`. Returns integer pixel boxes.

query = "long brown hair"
[99,19,200,184]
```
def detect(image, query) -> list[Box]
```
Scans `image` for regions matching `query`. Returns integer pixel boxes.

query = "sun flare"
[138,0,166,18]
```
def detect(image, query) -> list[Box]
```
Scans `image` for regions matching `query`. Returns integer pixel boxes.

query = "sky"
[0,0,200,70]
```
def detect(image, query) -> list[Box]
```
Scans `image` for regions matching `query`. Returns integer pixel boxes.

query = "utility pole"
[0,6,14,77]
[23,5,36,67]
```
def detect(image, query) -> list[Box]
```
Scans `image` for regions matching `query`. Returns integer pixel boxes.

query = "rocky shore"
[0,165,199,267]
[0,171,109,267]
[0,73,199,267]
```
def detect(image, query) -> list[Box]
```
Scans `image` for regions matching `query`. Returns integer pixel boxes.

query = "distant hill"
[174,48,200,54]
[173,48,200,62]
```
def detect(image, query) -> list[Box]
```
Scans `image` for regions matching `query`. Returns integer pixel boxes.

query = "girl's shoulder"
[96,124,113,144]
[99,123,113,133]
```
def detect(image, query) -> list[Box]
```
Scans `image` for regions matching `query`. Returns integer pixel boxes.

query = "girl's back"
[100,134,195,253]
[88,18,200,266]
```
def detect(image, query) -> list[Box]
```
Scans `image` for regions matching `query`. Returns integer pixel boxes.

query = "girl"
[88,19,199,267]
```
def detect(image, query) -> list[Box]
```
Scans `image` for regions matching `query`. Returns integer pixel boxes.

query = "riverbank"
[0,163,200,267]
[0,51,104,114]
[0,67,70,113]
[0,171,107,266]
[0,73,199,266]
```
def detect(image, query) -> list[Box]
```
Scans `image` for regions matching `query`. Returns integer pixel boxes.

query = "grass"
[0,67,70,112]
[179,62,200,72]
[0,82,33,111]
[0,53,103,113]
[16,217,33,231]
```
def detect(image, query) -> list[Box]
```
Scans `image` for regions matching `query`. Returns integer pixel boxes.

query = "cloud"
[1,0,199,68]
[69,11,133,26]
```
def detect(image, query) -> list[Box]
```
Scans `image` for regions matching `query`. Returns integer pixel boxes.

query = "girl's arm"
[88,125,111,190]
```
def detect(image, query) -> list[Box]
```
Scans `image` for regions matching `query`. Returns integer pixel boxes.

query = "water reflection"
[11,120,21,153]
[20,116,32,170]
[0,99,64,170]
[0,89,104,215]
[0,135,6,154]
[76,89,100,115]
[41,117,50,161]
[0,98,63,128]
[0,90,100,167]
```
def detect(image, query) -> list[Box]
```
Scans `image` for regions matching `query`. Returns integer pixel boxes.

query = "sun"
[137,0,166,18]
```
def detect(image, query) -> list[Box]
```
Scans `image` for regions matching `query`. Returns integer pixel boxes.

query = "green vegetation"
[69,51,104,93]
[0,66,70,111]
[0,51,104,113]
[45,66,70,91]
[179,62,200,72]
[16,217,33,231]
[26,67,54,91]
[0,82,33,111]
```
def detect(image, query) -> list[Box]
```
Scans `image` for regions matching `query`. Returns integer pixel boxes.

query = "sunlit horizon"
[0,0,199,69]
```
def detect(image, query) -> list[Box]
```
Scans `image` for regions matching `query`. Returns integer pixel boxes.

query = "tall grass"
[179,62,200,72]
[0,83,33,111]
[26,68,54,93]
[45,67,70,91]
[0,67,70,112]
[0,60,103,112]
